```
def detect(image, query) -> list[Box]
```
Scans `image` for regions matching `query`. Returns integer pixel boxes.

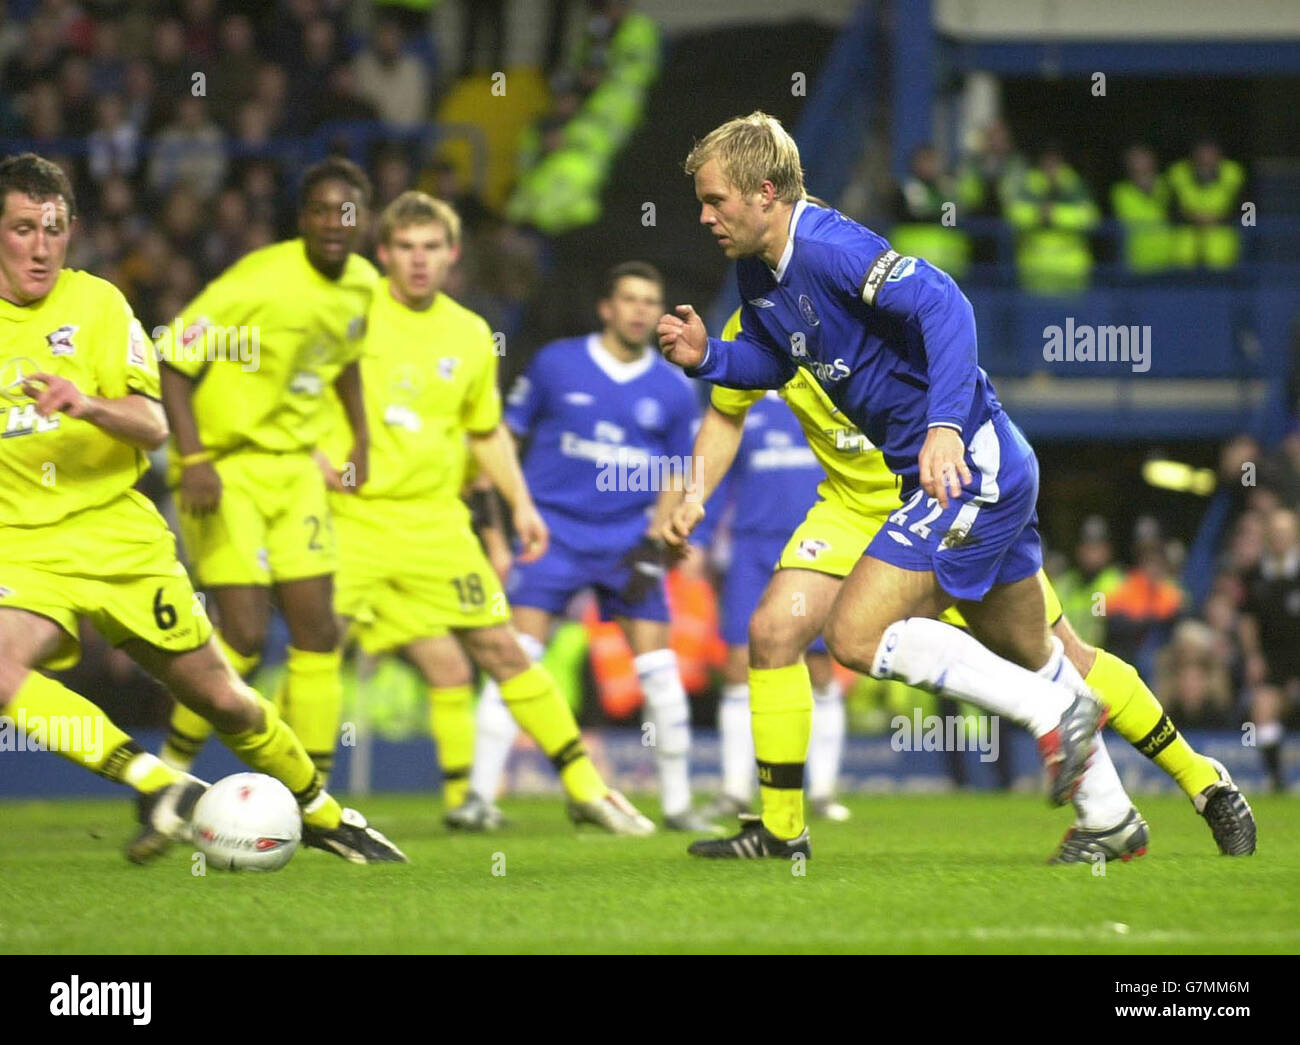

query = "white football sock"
[719,682,755,801]
[1045,639,1135,829]
[808,679,845,800]
[468,632,544,800]
[635,648,692,817]
[871,617,1070,737]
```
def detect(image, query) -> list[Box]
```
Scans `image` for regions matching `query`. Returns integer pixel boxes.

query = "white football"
[192,773,302,872]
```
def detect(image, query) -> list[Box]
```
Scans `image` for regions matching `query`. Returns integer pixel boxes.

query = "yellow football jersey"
[156,239,377,469]
[0,269,158,527]
[710,307,901,518]
[322,282,500,503]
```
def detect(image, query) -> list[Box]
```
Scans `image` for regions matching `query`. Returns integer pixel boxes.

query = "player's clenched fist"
[513,499,549,563]
[179,459,222,516]
[918,426,972,509]
[661,499,706,549]
[657,304,708,369]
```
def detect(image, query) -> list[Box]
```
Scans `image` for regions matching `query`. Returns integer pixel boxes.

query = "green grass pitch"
[1,793,1295,954]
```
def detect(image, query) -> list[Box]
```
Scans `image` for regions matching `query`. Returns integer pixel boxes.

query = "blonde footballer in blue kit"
[0,152,403,865]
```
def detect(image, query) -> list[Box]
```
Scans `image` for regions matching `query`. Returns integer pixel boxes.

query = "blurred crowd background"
[3,0,1297,790]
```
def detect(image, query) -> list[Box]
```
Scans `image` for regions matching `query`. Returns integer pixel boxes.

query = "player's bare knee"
[220,621,267,660]
[824,612,882,676]
[0,657,25,707]
[464,626,531,681]
[748,602,814,666]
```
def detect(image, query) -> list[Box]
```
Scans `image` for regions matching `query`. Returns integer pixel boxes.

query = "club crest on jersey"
[437,357,460,381]
[45,325,78,357]
[634,397,662,430]
[797,538,830,561]
[798,294,820,327]
[347,316,367,340]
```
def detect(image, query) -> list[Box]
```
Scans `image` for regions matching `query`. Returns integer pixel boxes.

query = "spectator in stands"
[252,62,291,134]
[1167,137,1246,270]
[889,143,970,279]
[148,94,227,201]
[180,0,220,62]
[87,93,139,183]
[149,18,192,111]
[289,17,340,123]
[460,0,507,78]
[21,80,64,144]
[122,58,158,135]
[1155,620,1234,728]
[307,63,381,130]
[579,1,660,89]
[210,14,261,128]
[372,144,414,211]
[88,16,127,96]
[1054,515,1124,649]
[1262,422,1300,506]
[59,55,96,136]
[352,15,431,129]
[1239,507,1300,792]
[956,118,1026,219]
[1106,516,1185,682]
[1006,143,1100,294]
[2,10,63,96]
[202,186,250,278]
[1111,143,1175,276]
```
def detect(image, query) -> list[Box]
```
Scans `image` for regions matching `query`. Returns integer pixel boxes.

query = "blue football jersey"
[689,199,1003,493]
[506,333,699,551]
[696,392,823,544]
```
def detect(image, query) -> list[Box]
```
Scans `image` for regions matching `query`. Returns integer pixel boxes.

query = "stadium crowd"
[1,0,1292,791]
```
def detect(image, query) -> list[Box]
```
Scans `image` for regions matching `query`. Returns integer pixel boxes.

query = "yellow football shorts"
[776,495,1064,628]
[178,450,336,587]
[0,489,213,670]
[331,496,507,655]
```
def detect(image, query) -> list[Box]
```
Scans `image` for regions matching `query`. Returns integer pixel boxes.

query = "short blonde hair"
[684,111,805,203]
[378,190,461,247]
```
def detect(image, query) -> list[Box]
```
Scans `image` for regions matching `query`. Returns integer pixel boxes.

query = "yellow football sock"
[750,663,812,840]
[7,671,179,792]
[215,689,334,822]
[430,684,475,809]
[285,646,343,782]
[1087,648,1220,798]
[160,634,259,770]
[500,663,605,803]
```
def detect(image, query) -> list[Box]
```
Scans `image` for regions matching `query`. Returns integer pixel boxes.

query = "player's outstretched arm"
[24,372,167,450]
[661,404,746,548]
[660,304,796,389]
[332,360,370,492]
[468,424,548,562]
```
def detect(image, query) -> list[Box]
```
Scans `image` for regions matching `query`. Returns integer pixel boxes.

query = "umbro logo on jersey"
[748,297,776,309]
[886,529,913,547]
[437,357,460,381]
[564,392,595,406]
[45,325,78,356]
[347,316,367,340]
[0,586,13,598]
